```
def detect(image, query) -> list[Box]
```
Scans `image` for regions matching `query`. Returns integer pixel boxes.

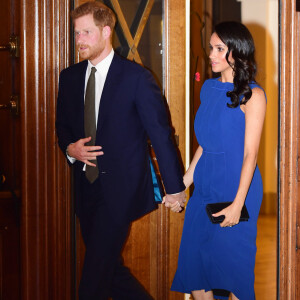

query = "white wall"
[238,0,279,202]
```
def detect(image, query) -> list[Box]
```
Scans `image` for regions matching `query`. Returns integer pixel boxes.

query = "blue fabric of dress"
[171,78,265,300]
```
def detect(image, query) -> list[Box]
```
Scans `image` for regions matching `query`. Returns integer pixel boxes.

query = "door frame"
[278,0,300,299]
[20,0,73,299]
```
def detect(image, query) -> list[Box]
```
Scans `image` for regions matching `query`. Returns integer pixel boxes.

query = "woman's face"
[209,32,234,79]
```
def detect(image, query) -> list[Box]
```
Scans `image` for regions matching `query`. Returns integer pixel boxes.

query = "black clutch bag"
[205,202,249,224]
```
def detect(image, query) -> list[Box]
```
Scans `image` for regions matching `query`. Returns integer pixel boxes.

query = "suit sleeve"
[56,70,75,164]
[134,69,185,194]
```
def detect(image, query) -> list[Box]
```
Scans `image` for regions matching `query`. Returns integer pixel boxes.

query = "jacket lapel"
[96,54,123,134]
[76,61,88,138]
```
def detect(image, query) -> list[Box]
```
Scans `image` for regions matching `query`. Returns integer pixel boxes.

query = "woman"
[170,22,266,299]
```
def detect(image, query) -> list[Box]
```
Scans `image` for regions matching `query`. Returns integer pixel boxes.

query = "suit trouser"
[77,175,153,300]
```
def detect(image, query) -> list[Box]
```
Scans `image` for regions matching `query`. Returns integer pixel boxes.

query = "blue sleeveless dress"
[171,78,264,299]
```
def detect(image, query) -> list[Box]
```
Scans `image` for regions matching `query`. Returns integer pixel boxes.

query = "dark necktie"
[84,66,99,183]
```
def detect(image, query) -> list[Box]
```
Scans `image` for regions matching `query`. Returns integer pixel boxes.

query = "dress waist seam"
[202,150,225,154]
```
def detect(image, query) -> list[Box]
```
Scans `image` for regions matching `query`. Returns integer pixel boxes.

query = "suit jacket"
[56,53,185,223]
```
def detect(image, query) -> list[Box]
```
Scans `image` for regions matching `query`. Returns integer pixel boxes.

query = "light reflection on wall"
[238,0,278,214]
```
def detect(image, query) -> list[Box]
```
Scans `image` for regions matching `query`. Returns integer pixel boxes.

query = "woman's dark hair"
[214,21,257,108]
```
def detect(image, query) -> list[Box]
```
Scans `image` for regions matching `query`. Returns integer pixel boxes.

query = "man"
[56,2,186,299]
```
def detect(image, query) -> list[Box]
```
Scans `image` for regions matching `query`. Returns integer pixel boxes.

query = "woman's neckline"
[217,77,233,84]
[213,78,234,88]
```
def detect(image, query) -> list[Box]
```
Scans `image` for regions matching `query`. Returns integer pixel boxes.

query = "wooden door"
[0,0,21,299]
[74,0,187,299]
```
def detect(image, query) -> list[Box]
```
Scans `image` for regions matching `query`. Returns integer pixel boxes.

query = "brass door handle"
[0,35,19,57]
[0,95,19,116]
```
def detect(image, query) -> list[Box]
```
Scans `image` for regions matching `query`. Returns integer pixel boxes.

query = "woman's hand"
[212,202,243,227]
[170,200,183,213]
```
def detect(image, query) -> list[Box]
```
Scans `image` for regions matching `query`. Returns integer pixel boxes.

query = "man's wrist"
[168,190,185,196]
[66,145,70,156]
[66,143,73,157]
[66,144,76,164]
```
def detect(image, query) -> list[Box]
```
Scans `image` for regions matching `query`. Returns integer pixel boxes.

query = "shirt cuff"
[66,143,76,164]
[169,191,184,195]
[67,154,76,164]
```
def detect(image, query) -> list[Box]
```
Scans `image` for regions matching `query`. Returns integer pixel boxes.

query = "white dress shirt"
[85,49,114,125]
[67,49,115,164]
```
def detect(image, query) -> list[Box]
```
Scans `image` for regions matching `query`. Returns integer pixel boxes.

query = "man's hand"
[67,137,104,166]
[163,191,186,213]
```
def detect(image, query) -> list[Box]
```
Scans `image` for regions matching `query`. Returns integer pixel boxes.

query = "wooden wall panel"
[297,9,300,298]
[164,0,186,299]
[0,229,2,299]
[122,211,162,299]
[279,0,300,299]
[0,194,21,299]
[190,0,212,156]
[20,0,73,299]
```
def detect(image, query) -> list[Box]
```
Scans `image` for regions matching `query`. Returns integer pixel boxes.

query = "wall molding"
[20,0,73,299]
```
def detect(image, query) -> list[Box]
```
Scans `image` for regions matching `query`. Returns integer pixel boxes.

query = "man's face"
[74,14,105,64]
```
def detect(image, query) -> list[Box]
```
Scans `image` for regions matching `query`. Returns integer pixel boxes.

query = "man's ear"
[102,25,112,40]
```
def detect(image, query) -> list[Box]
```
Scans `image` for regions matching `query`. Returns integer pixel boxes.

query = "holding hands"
[163,146,203,213]
[163,191,186,213]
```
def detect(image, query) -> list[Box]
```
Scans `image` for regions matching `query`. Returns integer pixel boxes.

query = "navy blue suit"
[56,53,185,299]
